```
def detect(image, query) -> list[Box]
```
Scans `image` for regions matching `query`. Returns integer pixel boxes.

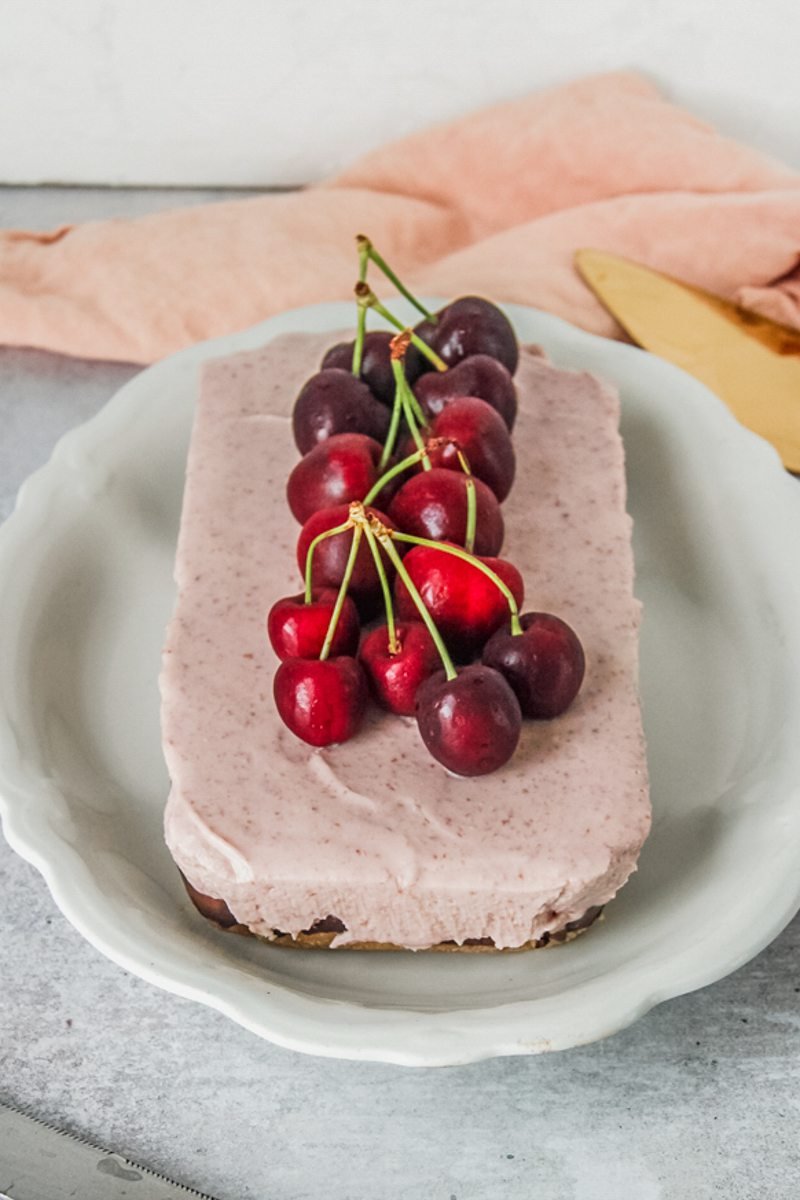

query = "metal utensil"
[575,248,800,472]
[0,1101,219,1200]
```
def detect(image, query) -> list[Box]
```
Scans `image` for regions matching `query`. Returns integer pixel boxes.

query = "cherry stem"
[402,362,427,425]
[392,532,524,636]
[351,238,371,377]
[377,533,457,681]
[303,518,353,603]
[379,378,404,470]
[451,446,476,553]
[391,359,430,470]
[363,522,399,654]
[352,304,367,377]
[364,445,433,506]
[356,235,435,322]
[464,476,477,555]
[319,525,363,661]
[355,284,447,372]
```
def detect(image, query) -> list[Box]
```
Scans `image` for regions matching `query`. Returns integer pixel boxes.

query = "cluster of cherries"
[267,237,585,776]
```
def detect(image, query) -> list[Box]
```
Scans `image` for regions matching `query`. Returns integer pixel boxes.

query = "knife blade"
[575,249,800,473]
[0,1101,219,1200]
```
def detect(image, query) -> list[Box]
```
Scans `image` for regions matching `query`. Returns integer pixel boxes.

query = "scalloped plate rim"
[1,300,799,1067]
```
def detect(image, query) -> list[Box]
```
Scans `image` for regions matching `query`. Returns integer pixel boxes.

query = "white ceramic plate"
[1,302,799,1067]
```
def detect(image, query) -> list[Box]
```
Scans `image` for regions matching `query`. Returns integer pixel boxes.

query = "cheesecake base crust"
[181,874,603,953]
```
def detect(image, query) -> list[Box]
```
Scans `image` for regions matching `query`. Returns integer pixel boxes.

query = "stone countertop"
[0,188,798,1200]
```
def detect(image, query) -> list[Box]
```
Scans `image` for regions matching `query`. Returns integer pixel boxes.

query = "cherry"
[286,433,384,524]
[321,331,423,405]
[267,589,360,661]
[388,468,504,557]
[359,621,440,716]
[401,397,515,502]
[414,354,517,430]
[482,613,586,718]
[181,873,238,927]
[415,297,519,375]
[394,544,524,661]
[415,665,521,776]
[296,503,397,617]
[292,369,391,454]
[274,656,368,747]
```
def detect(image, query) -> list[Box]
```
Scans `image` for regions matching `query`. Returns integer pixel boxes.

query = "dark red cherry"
[388,468,504,557]
[292,369,390,454]
[415,665,521,776]
[482,613,585,718]
[394,544,524,661]
[401,397,515,501]
[359,621,440,716]
[321,331,423,405]
[267,589,360,660]
[296,503,397,618]
[181,874,238,928]
[274,656,368,747]
[286,433,383,524]
[415,297,519,375]
[414,354,517,430]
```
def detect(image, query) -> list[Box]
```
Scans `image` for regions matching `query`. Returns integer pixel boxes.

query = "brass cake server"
[575,249,800,473]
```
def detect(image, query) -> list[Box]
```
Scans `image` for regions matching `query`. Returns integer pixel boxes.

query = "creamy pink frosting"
[161,333,650,949]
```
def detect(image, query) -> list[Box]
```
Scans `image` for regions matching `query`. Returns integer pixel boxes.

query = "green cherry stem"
[363,522,399,654]
[355,283,447,372]
[391,358,430,469]
[451,447,477,554]
[379,378,404,470]
[357,235,370,283]
[352,304,367,377]
[392,532,524,636]
[319,525,363,661]
[365,446,430,506]
[400,361,426,425]
[351,237,371,376]
[464,476,477,555]
[356,235,435,322]
[303,518,353,603]
[378,533,457,681]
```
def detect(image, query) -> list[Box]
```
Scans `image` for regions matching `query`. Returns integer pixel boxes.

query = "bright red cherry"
[415,297,519,375]
[359,621,440,715]
[401,397,515,501]
[273,656,368,747]
[267,589,360,661]
[296,503,397,617]
[394,544,524,661]
[292,369,390,453]
[482,613,586,718]
[321,331,423,405]
[414,354,517,430]
[415,665,522,776]
[388,468,504,557]
[286,433,383,524]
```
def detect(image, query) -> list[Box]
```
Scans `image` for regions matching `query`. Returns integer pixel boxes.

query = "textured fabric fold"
[2,71,799,363]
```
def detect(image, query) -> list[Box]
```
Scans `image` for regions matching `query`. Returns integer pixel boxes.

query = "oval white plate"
[1,302,799,1067]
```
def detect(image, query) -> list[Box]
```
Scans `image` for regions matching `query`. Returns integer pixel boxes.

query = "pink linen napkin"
[1,72,799,363]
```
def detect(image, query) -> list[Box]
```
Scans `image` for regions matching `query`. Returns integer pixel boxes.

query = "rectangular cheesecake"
[161,332,650,951]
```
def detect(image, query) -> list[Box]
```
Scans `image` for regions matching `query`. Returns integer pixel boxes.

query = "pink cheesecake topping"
[161,333,650,949]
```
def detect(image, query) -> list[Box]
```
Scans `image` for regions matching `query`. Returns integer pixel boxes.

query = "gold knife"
[575,249,800,473]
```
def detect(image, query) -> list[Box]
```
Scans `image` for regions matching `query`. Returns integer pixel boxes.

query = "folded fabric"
[1,72,799,363]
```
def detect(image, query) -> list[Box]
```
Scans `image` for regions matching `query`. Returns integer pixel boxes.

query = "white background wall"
[2,0,799,186]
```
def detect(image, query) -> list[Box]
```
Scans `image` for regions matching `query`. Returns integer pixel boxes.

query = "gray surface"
[1,188,799,1200]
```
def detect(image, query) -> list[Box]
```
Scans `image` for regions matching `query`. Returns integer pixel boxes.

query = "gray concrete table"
[1,188,798,1200]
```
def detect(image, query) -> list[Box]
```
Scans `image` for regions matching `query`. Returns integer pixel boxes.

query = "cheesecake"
[160,332,650,950]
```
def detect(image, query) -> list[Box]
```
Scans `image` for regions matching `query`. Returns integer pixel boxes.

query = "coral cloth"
[1,72,799,363]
